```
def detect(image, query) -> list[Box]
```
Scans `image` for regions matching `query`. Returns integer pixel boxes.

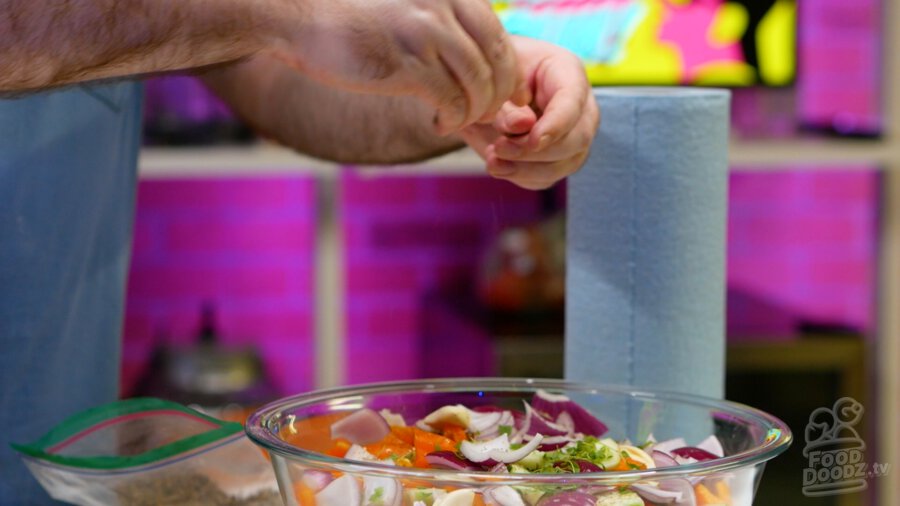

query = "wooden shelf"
[138,135,898,178]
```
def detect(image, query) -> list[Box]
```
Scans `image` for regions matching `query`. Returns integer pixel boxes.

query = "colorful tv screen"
[493,0,796,86]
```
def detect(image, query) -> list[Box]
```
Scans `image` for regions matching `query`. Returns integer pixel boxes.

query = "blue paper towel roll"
[565,88,730,404]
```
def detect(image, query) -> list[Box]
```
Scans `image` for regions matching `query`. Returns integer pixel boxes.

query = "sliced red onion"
[555,411,575,433]
[659,479,697,506]
[511,409,525,430]
[674,455,699,466]
[631,483,683,504]
[652,449,679,468]
[470,410,503,433]
[670,446,719,462]
[472,404,525,438]
[531,390,608,437]
[696,435,725,458]
[362,476,401,506]
[460,433,544,464]
[331,408,390,445]
[424,451,484,471]
[534,435,572,451]
[441,489,476,506]
[522,403,572,437]
[474,406,525,428]
[536,491,596,506]
[484,486,526,506]
[492,411,516,438]
[651,438,687,455]
[316,474,361,506]
[378,409,407,427]
[472,406,523,435]
[487,462,509,473]
[552,459,603,473]
[300,470,333,493]
[477,410,516,441]
[473,405,506,412]
[581,486,616,495]
[575,459,603,473]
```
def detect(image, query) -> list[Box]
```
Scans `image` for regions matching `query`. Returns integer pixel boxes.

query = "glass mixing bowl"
[246,378,791,506]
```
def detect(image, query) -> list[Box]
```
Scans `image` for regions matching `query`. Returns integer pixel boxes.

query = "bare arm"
[0,0,289,92]
[203,36,599,188]
[1,0,526,139]
[201,55,464,165]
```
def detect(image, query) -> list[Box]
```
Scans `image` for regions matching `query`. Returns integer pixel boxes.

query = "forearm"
[201,56,465,165]
[0,0,291,92]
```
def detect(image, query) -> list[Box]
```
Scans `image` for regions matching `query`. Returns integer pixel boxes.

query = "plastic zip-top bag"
[11,398,281,506]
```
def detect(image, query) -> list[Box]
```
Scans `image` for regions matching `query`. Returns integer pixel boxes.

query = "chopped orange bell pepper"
[391,425,415,445]
[365,432,414,461]
[695,483,729,505]
[294,482,317,506]
[413,428,458,468]
[608,455,646,471]
[715,480,732,504]
[441,424,468,443]
[325,439,351,458]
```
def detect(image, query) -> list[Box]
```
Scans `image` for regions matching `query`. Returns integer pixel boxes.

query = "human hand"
[272,0,531,135]
[459,36,600,190]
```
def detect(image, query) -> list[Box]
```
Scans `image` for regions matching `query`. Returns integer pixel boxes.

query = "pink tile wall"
[797,0,881,133]
[726,168,879,339]
[340,169,547,383]
[121,168,879,390]
[122,176,317,396]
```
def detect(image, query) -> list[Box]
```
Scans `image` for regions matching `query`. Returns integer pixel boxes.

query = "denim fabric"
[0,81,143,504]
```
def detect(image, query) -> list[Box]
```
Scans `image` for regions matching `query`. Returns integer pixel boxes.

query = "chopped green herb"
[498,425,513,436]
[528,436,620,474]
[368,486,385,505]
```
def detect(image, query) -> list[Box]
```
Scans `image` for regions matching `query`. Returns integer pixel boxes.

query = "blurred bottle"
[133,301,277,411]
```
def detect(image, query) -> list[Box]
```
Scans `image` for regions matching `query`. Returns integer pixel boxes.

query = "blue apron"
[0,82,143,504]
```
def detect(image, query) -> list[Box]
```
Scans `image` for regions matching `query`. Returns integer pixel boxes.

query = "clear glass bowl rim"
[246,377,793,485]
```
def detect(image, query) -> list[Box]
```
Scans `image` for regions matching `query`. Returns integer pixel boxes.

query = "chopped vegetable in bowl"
[246,378,791,506]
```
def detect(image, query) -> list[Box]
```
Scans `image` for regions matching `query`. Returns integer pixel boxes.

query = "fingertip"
[487,160,518,177]
[495,102,536,135]
[492,138,524,159]
[484,147,518,177]
[536,134,552,152]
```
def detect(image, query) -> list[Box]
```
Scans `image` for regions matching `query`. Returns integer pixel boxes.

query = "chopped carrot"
[413,428,458,468]
[325,439,351,458]
[473,493,487,506]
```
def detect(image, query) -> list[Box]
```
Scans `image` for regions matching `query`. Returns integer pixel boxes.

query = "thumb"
[493,102,537,136]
